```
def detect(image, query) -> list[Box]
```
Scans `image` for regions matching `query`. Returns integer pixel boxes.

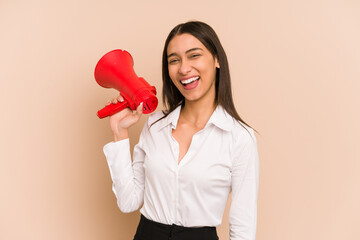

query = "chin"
[184,94,202,102]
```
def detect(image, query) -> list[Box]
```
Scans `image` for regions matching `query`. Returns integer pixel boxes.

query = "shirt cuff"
[103,139,133,183]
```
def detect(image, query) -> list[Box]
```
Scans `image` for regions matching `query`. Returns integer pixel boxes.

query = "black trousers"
[133,214,219,240]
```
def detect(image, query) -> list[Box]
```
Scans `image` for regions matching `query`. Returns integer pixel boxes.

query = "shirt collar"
[157,104,233,132]
[157,104,182,130]
[206,105,233,131]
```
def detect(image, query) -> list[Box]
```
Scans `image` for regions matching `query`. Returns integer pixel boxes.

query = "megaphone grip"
[97,101,129,119]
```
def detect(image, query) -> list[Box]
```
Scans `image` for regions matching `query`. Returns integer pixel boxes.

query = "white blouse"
[103,105,260,240]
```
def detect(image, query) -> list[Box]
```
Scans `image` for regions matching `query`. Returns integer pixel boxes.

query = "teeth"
[181,76,200,85]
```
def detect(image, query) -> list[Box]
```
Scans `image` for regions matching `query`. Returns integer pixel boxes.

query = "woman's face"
[167,33,219,104]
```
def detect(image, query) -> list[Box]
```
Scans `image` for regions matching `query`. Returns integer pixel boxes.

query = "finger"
[135,102,143,117]
[106,101,111,106]
[117,95,124,102]
[112,98,118,104]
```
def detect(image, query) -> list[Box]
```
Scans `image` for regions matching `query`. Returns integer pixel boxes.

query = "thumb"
[135,102,144,117]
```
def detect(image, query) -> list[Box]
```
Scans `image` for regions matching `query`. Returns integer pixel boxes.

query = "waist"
[141,214,216,230]
[134,214,218,240]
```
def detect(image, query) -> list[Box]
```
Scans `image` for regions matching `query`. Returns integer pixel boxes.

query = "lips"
[179,76,200,90]
[180,76,200,86]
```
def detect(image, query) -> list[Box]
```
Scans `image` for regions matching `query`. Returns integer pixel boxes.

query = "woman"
[103,21,260,240]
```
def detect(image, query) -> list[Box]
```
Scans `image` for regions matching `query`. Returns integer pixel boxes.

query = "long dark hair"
[153,21,257,134]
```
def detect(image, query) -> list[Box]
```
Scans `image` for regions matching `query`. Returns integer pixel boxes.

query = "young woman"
[103,21,260,240]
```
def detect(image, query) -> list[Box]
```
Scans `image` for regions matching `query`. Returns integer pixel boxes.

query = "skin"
[108,34,220,164]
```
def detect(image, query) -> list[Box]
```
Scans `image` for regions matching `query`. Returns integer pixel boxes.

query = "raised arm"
[102,94,147,213]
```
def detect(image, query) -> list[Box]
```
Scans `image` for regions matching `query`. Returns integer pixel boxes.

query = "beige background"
[1,0,359,239]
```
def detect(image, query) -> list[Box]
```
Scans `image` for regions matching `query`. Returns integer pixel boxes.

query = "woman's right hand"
[107,94,143,141]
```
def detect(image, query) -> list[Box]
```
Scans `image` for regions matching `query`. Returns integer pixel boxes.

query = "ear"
[215,57,220,69]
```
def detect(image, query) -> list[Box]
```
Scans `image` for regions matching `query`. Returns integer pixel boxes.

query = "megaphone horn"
[94,49,158,118]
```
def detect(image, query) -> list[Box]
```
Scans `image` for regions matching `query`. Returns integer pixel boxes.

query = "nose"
[179,59,191,75]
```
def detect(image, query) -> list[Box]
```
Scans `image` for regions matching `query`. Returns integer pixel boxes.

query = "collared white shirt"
[103,105,260,240]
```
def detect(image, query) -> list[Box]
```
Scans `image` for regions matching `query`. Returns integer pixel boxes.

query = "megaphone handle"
[97,100,130,119]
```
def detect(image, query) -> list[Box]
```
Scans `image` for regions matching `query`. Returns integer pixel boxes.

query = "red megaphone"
[94,49,158,118]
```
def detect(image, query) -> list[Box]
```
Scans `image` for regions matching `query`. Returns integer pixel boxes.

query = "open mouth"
[180,76,200,86]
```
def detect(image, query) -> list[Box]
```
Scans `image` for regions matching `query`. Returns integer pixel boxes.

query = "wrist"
[113,129,129,142]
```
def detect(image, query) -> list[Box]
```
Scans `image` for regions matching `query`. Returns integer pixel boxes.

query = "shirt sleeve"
[102,121,149,213]
[229,128,260,240]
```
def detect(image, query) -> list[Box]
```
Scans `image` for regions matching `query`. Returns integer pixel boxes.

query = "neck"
[180,98,217,128]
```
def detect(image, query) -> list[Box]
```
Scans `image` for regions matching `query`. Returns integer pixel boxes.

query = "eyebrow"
[167,47,203,58]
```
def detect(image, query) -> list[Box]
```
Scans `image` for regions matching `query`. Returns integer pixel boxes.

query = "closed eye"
[190,54,200,58]
[169,59,179,64]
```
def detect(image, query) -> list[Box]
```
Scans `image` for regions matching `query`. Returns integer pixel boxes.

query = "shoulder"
[147,110,165,124]
[229,119,257,145]
[143,110,167,132]
[211,105,257,144]
[138,111,166,144]
[228,120,259,165]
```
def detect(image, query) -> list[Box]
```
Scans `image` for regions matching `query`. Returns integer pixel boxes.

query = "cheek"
[197,62,215,79]
[198,57,214,70]
[205,60,217,76]
[168,65,175,78]
[168,66,179,83]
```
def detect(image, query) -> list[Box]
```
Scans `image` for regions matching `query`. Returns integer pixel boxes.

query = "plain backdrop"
[1,0,359,239]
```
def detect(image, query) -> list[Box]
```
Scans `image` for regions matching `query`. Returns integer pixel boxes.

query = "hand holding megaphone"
[94,49,158,118]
